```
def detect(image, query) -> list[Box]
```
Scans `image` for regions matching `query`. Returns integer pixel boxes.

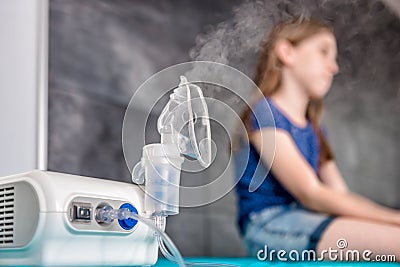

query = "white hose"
[96,207,186,267]
[155,222,239,267]
[97,207,240,267]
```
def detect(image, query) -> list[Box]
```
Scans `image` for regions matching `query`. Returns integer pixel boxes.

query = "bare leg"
[317,217,400,262]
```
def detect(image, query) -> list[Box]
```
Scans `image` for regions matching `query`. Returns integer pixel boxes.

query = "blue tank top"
[234,97,320,234]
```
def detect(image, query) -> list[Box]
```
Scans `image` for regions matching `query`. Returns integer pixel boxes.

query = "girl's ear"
[275,39,295,67]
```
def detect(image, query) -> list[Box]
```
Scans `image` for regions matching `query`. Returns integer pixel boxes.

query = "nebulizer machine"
[0,76,213,267]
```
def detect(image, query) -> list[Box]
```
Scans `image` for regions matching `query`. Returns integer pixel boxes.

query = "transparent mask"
[157,76,211,168]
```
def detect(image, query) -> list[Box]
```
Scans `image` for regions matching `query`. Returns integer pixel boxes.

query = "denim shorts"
[243,202,335,258]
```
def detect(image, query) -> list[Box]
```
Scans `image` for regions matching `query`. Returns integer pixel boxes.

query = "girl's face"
[290,31,339,99]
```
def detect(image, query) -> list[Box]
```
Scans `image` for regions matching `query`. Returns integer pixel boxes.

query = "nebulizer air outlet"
[130,76,217,266]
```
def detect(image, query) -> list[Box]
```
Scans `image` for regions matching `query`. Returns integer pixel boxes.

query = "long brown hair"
[241,17,335,166]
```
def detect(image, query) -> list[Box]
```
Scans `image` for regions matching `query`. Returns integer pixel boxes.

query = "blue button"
[118,203,138,230]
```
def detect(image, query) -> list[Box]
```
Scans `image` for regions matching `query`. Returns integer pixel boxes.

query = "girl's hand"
[393,211,400,226]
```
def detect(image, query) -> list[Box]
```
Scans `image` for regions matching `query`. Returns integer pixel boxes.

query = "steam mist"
[189,0,400,206]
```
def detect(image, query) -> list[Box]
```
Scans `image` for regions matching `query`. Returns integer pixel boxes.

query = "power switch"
[72,203,92,222]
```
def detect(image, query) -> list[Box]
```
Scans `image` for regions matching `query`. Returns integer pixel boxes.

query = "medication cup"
[132,143,184,216]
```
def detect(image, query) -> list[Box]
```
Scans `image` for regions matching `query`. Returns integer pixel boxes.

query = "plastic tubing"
[96,207,186,267]
[97,208,239,267]
[157,235,239,267]
[154,216,239,267]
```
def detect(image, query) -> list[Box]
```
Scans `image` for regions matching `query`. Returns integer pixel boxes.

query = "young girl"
[235,17,400,261]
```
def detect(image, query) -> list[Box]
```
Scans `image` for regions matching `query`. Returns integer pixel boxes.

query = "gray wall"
[49,0,400,257]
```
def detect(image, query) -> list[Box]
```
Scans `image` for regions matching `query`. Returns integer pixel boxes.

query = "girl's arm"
[250,128,400,226]
[318,160,348,193]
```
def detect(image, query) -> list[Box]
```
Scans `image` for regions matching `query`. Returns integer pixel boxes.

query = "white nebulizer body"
[0,75,212,267]
[0,170,158,266]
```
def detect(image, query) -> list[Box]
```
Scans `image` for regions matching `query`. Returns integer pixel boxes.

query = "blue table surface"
[146,257,399,267]
[11,258,399,266]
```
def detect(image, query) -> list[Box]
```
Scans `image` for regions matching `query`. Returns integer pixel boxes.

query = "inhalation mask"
[132,76,211,217]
